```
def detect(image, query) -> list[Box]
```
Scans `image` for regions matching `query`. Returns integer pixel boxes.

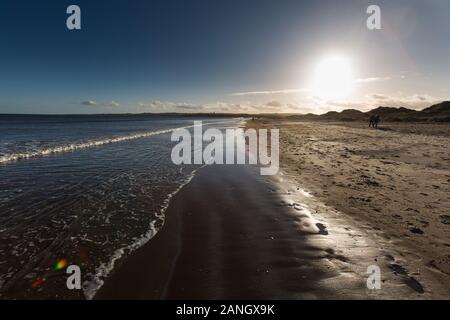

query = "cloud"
[231,75,394,97]
[138,100,200,112]
[307,93,448,114]
[230,88,310,96]
[369,94,389,100]
[354,77,391,84]
[266,101,282,107]
[135,100,303,114]
[116,92,449,115]
[81,100,121,107]
[81,100,97,106]
[367,93,446,110]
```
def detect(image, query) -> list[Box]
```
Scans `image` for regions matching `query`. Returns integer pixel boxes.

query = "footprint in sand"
[389,263,425,294]
[316,223,328,235]
[409,227,424,235]
[438,215,450,225]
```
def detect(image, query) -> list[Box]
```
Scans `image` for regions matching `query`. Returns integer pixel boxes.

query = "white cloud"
[137,100,200,112]
[354,76,391,84]
[230,88,310,96]
[369,94,389,100]
[81,100,121,107]
[135,100,303,114]
[266,101,282,107]
[306,93,448,114]
[81,100,97,106]
[367,93,446,110]
[108,92,449,115]
[230,76,391,97]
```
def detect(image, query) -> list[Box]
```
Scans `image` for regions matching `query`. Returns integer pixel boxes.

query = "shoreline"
[95,162,435,299]
[96,165,338,299]
[82,166,203,300]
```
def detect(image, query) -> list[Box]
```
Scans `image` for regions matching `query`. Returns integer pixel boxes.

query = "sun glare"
[312,55,354,100]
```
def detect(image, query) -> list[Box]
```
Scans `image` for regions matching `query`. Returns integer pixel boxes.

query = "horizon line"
[0,100,448,117]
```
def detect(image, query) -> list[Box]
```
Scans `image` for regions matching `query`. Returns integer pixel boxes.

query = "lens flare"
[54,259,68,271]
[31,277,46,289]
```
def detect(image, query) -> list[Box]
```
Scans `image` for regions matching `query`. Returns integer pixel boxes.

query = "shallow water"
[0,114,238,298]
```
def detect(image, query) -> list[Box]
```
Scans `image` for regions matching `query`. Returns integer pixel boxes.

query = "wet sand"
[97,165,336,299]
[96,162,438,299]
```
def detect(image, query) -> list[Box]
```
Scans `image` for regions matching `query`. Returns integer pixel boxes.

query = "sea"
[0,114,240,299]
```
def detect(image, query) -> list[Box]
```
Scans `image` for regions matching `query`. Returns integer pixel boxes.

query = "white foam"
[82,166,204,300]
[0,120,231,164]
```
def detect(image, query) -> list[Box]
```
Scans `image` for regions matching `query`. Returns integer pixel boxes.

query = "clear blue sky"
[1,0,449,114]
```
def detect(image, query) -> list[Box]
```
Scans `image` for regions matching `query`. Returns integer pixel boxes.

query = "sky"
[0,0,449,114]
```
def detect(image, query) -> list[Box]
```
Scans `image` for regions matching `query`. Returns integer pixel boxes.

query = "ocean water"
[0,114,239,299]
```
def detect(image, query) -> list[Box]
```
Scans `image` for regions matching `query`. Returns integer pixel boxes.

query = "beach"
[96,122,450,299]
[249,120,450,297]
[2,0,450,306]
[95,120,450,299]
[97,164,369,299]
[1,116,450,299]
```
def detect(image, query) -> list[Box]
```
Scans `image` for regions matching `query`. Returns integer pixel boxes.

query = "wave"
[0,121,231,164]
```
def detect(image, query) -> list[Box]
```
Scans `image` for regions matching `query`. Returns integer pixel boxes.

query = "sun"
[311,55,354,100]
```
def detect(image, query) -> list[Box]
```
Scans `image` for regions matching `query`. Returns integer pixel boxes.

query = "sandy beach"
[2,118,449,299]
[96,120,450,300]
[249,120,450,297]
[3,0,450,307]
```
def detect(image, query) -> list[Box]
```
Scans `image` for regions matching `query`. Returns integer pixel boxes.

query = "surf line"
[0,120,234,164]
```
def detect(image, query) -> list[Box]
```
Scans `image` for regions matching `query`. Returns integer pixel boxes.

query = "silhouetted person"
[369,114,380,128]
